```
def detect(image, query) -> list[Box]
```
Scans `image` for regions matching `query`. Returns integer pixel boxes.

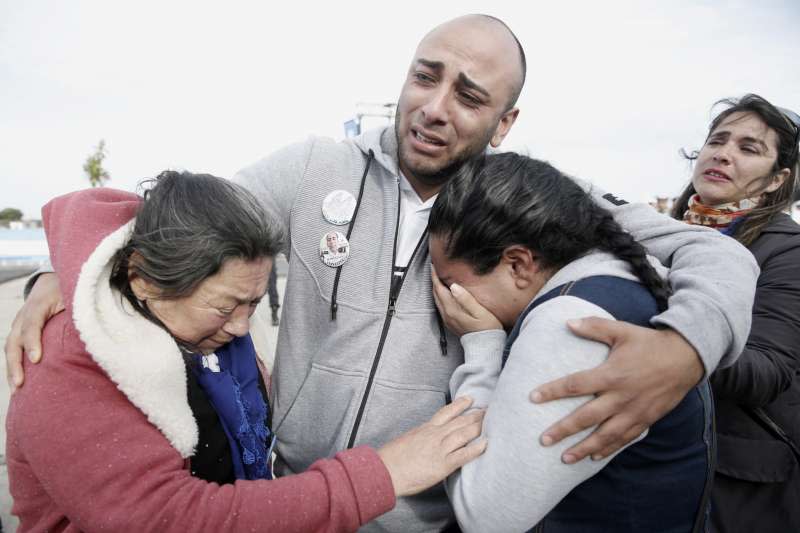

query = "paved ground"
[0,277,27,532]
[0,269,35,285]
[0,270,286,531]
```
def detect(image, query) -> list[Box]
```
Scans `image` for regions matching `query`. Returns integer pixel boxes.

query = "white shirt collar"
[398,172,437,211]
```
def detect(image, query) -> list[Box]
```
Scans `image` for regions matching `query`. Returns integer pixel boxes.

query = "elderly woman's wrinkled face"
[133,257,272,354]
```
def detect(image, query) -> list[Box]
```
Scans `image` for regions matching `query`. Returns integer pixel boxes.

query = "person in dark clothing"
[672,94,800,532]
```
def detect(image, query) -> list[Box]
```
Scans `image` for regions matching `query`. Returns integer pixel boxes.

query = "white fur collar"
[71,220,198,457]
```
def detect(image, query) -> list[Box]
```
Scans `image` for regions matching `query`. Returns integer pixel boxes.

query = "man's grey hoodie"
[232,125,757,532]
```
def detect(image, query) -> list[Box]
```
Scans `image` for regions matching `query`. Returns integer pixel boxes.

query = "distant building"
[649,196,673,215]
[9,220,43,230]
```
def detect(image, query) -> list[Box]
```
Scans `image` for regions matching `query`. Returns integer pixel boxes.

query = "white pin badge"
[319,231,350,268]
[322,190,357,226]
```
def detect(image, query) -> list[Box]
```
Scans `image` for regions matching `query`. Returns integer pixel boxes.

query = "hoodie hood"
[352,126,401,178]
[42,188,198,457]
[43,188,141,314]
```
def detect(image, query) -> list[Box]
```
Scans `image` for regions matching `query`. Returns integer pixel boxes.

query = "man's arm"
[5,272,63,388]
[535,180,758,462]
[581,180,758,373]
[534,318,704,462]
[23,259,53,299]
[233,137,318,254]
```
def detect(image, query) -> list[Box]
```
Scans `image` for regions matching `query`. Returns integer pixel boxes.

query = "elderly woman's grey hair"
[110,170,283,323]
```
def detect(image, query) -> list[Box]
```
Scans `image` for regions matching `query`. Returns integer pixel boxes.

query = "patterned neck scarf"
[682,194,760,229]
[191,334,272,480]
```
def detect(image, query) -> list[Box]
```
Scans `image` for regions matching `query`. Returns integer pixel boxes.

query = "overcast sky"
[2,0,799,218]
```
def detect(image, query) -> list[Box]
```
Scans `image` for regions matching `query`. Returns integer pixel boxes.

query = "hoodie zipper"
[346,182,428,449]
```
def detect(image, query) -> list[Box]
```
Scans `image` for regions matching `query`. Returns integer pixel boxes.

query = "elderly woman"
[671,94,800,532]
[6,171,484,532]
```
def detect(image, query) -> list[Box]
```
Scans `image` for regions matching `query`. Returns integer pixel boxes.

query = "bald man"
[9,15,756,532]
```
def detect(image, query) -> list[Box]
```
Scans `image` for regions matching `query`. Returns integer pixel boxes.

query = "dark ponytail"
[429,153,671,311]
[592,212,671,311]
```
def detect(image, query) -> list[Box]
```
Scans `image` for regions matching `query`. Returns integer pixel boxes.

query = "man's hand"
[431,268,502,336]
[532,317,704,464]
[4,273,64,389]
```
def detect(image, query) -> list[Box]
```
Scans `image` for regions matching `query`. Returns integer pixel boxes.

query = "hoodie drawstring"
[328,148,448,356]
[331,149,373,320]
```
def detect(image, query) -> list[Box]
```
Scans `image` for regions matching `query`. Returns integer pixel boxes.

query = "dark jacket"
[711,213,800,530]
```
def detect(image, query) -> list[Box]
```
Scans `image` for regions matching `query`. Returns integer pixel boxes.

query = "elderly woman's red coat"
[6,188,395,532]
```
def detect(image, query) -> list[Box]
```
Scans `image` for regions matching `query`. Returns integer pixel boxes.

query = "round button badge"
[322,190,357,226]
[319,231,350,268]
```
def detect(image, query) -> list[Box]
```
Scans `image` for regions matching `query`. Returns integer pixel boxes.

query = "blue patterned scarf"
[191,334,273,480]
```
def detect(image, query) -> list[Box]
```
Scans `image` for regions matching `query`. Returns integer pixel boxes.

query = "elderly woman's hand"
[431,268,502,336]
[377,396,486,497]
